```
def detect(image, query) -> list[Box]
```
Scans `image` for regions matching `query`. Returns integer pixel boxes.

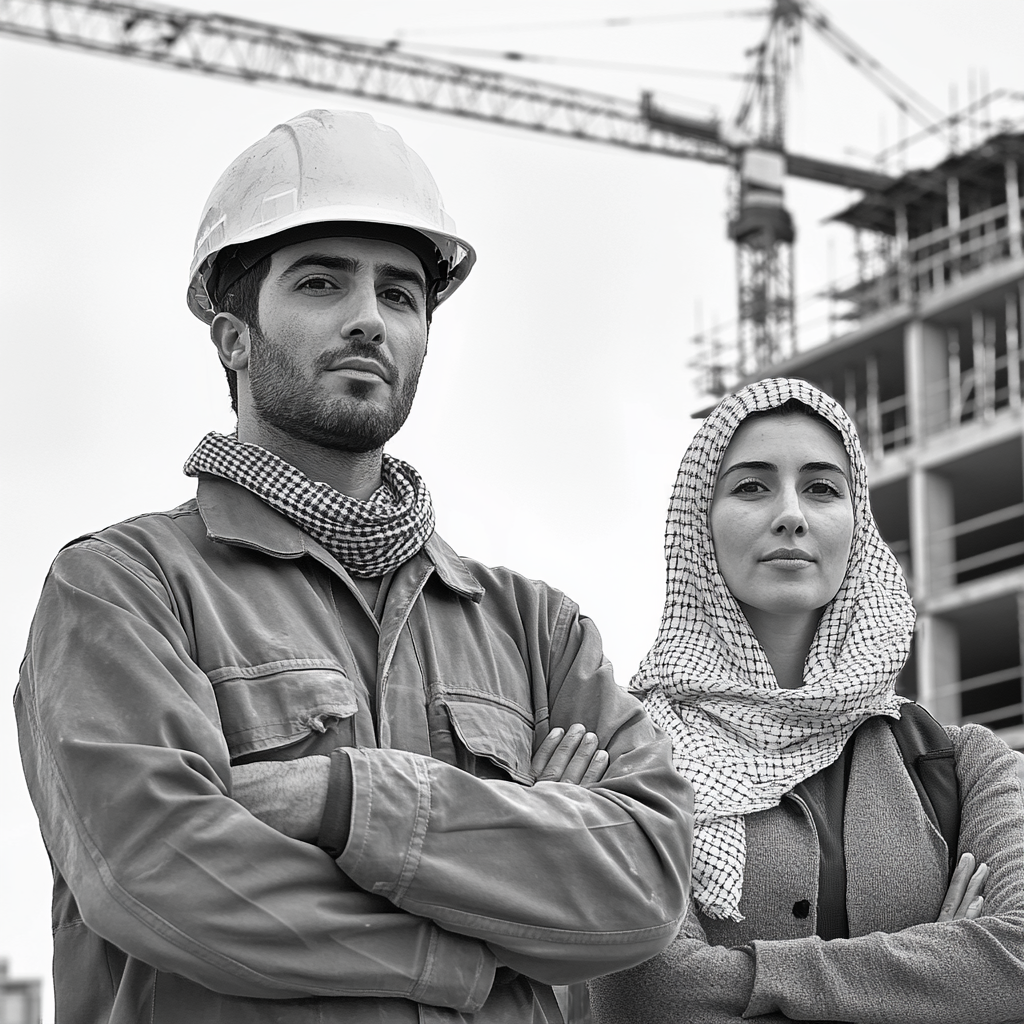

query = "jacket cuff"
[411,927,497,1013]
[318,747,354,858]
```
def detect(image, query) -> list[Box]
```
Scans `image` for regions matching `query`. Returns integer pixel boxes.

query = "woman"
[590,377,1024,1024]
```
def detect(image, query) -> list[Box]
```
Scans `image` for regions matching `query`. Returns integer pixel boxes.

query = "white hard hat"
[187,109,476,324]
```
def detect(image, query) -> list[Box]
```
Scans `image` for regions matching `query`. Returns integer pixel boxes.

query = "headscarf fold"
[634,378,915,920]
[184,431,435,577]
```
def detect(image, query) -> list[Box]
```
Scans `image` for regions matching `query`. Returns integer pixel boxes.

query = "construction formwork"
[713,132,1024,751]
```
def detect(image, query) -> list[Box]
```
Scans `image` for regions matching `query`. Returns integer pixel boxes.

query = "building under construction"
[704,131,1024,751]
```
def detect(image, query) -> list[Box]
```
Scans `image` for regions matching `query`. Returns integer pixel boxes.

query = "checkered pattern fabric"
[633,378,915,921]
[184,432,435,578]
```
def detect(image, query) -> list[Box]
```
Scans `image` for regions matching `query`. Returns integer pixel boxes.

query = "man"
[16,109,692,1023]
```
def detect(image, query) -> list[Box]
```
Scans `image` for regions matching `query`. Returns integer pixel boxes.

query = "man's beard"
[247,325,422,453]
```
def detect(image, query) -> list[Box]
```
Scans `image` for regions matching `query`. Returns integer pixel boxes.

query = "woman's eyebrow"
[720,460,777,476]
[802,461,848,476]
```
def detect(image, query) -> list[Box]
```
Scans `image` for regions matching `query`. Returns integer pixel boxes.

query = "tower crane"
[0,0,913,386]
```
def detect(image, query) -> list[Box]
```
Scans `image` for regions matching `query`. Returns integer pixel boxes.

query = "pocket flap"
[210,660,359,757]
[443,697,534,784]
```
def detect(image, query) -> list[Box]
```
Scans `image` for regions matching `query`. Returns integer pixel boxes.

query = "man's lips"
[325,356,392,383]
[760,547,815,562]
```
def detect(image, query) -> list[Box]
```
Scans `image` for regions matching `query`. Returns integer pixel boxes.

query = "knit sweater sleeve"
[744,724,1024,1023]
[589,901,800,1024]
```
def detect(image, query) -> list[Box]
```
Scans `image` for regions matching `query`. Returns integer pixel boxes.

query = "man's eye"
[381,287,413,306]
[298,277,335,292]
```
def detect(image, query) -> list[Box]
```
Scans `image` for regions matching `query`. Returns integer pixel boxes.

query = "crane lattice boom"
[0,0,898,194]
[0,0,739,165]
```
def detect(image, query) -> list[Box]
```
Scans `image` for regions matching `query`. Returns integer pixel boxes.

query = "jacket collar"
[196,474,484,601]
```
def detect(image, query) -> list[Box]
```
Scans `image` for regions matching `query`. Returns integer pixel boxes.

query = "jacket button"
[792,900,810,919]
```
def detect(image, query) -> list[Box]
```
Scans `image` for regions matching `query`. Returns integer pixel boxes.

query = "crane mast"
[727,0,802,382]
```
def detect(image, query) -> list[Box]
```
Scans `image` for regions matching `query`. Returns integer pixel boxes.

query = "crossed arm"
[231,724,611,842]
[18,542,690,1005]
[593,726,1022,1024]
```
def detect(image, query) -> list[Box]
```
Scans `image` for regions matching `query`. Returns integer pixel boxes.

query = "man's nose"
[772,487,808,535]
[342,279,386,345]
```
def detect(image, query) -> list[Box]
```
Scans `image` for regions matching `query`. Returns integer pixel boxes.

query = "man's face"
[246,236,429,453]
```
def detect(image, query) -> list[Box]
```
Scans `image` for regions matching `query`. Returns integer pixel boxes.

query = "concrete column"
[895,202,911,302]
[916,613,961,723]
[905,318,949,441]
[1007,158,1022,259]
[910,466,956,596]
[948,176,962,281]
[1006,290,1021,409]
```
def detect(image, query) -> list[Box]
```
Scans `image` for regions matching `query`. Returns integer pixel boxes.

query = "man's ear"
[211,312,251,371]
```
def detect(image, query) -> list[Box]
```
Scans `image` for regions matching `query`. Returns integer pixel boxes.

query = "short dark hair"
[212,247,439,415]
[216,254,273,414]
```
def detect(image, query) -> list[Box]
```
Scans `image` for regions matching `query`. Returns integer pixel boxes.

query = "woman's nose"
[772,489,808,535]
[343,280,386,345]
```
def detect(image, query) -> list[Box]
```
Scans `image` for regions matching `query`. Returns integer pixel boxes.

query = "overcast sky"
[2,0,1022,1013]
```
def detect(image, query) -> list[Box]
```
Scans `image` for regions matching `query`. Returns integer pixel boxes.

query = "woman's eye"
[806,479,842,497]
[731,478,767,495]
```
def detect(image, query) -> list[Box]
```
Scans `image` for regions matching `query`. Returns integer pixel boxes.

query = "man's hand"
[231,755,331,842]
[937,851,989,922]
[532,724,609,785]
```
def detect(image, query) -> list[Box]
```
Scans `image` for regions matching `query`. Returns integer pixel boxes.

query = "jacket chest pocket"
[437,695,534,784]
[210,660,363,764]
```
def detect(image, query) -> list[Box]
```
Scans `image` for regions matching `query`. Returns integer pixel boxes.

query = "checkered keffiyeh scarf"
[634,378,915,921]
[184,432,435,578]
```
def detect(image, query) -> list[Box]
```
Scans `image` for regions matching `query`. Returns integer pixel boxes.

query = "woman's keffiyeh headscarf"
[634,378,915,921]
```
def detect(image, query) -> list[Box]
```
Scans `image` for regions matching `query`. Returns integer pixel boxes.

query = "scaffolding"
[727,131,1024,749]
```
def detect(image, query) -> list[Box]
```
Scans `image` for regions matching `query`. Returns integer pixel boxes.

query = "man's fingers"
[531,728,565,775]
[533,725,586,781]
[558,732,601,785]
[532,725,608,784]
[580,749,610,786]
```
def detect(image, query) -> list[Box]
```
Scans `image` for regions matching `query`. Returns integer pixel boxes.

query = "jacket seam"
[395,900,685,943]
[390,757,431,904]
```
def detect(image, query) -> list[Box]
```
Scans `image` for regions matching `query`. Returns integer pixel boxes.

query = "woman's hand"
[531,724,609,785]
[937,851,989,921]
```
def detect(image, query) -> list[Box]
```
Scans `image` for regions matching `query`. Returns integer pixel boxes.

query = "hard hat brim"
[187,206,475,325]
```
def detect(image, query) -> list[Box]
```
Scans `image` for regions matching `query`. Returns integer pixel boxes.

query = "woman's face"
[709,413,855,621]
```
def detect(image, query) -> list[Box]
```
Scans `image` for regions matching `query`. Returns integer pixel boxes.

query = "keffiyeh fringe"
[184,432,435,578]
[634,378,915,920]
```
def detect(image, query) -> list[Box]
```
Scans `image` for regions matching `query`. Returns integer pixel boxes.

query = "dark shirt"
[791,737,854,940]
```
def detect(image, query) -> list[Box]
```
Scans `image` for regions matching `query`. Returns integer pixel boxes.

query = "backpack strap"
[887,702,961,880]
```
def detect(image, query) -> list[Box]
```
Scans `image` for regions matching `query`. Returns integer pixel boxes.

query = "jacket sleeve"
[331,599,694,986]
[15,541,495,1010]
[743,724,1024,1023]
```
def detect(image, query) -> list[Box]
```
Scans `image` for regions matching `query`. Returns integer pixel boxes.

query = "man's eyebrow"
[378,262,427,292]
[278,254,426,291]
[279,254,358,277]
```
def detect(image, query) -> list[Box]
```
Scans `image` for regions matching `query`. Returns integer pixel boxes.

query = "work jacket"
[16,475,692,1024]
[590,717,1024,1024]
